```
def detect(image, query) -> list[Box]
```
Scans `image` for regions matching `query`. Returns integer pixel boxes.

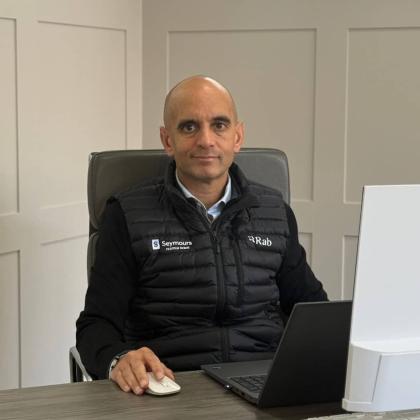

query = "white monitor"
[343,184,420,412]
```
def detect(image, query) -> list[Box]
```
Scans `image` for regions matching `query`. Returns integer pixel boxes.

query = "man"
[76,76,327,395]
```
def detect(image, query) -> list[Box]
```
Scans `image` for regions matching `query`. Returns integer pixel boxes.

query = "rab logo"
[248,235,272,247]
[151,239,160,250]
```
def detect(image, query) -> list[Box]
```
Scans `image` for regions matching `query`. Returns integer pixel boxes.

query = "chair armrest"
[69,346,93,382]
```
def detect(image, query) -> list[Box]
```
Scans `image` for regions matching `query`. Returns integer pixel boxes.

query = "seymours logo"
[151,239,192,252]
[247,235,272,247]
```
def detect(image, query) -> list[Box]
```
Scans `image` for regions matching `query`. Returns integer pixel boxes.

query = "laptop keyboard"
[230,374,267,392]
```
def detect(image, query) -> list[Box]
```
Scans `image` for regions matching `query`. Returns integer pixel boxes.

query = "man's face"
[160,79,244,189]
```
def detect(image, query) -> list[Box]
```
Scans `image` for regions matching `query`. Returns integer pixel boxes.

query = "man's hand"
[110,347,174,395]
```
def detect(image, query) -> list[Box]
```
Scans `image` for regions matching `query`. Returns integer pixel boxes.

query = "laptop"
[202,300,352,408]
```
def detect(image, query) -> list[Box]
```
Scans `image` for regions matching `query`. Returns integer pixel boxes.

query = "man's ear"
[233,122,244,153]
[160,126,174,156]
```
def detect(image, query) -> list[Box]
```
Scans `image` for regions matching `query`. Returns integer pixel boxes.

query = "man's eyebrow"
[212,116,231,124]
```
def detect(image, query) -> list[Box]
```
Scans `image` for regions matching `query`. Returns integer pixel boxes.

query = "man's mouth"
[193,155,218,160]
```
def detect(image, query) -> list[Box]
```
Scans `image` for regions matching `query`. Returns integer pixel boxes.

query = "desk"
[0,371,344,419]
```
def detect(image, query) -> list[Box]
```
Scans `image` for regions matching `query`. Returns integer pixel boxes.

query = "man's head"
[160,76,244,192]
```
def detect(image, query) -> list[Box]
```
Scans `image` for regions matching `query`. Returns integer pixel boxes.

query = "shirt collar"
[175,171,232,219]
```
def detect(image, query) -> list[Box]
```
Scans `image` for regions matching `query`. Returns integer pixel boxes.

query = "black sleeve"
[76,199,139,379]
[277,203,328,316]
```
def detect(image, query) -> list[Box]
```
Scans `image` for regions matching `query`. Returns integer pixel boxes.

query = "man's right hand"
[110,347,175,395]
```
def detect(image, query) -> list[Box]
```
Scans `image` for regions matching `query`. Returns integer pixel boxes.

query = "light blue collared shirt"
[175,171,232,221]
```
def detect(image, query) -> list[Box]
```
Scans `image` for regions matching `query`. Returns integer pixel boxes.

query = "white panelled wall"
[0,0,141,389]
[143,0,420,299]
[1,0,420,390]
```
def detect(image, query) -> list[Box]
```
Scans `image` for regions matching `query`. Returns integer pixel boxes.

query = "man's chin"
[189,169,227,184]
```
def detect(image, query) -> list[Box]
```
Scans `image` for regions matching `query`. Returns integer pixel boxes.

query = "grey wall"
[0,0,142,389]
[143,0,420,300]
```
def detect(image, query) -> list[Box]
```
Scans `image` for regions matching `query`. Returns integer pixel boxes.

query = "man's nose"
[196,126,215,147]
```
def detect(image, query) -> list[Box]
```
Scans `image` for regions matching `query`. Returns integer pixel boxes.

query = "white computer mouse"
[145,372,181,396]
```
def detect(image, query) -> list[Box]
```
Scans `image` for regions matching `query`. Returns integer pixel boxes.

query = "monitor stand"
[343,338,420,411]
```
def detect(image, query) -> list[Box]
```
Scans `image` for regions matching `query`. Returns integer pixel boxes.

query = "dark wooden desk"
[0,371,344,419]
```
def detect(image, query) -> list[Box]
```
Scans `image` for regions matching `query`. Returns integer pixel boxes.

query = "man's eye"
[214,121,228,131]
[181,123,196,133]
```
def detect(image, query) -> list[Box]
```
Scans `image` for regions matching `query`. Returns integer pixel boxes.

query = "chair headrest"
[88,148,289,231]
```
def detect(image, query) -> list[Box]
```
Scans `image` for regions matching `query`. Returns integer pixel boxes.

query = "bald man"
[76,76,327,395]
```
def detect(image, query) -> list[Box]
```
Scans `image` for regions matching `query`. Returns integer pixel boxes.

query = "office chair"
[69,148,290,382]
